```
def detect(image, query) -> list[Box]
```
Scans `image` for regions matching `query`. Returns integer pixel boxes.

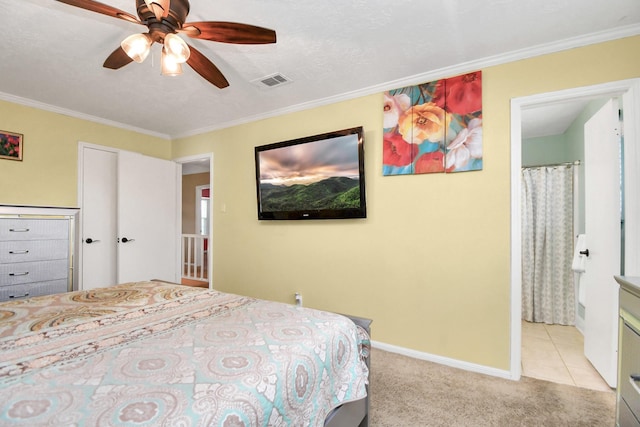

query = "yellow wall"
[172,35,640,370]
[0,101,171,207]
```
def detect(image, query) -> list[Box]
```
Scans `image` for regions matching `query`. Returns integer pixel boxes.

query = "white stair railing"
[182,234,207,281]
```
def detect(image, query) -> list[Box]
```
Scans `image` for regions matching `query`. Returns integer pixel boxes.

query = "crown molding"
[174,24,640,139]
[0,92,171,140]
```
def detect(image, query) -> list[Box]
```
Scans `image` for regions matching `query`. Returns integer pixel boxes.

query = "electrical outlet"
[294,292,302,307]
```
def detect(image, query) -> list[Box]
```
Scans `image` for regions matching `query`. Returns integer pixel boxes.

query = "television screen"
[255,126,366,220]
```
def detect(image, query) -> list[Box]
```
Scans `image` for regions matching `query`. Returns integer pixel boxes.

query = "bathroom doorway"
[509,78,640,387]
[519,98,612,390]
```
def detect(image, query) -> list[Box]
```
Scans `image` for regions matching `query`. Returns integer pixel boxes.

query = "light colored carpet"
[369,348,616,427]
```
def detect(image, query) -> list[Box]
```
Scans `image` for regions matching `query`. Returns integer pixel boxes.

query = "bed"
[0,280,370,426]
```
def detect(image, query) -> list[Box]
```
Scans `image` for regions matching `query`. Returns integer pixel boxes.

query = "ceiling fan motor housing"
[136,0,189,42]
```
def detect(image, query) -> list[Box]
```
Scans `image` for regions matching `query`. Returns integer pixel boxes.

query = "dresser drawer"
[0,279,68,302]
[0,218,69,241]
[620,320,640,419]
[0,240,69,263]
[622,288,640,321]
[0,260,69,286]
[619,396,640,427]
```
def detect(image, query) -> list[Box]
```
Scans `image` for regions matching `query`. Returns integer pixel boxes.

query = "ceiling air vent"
[252,73,292,89]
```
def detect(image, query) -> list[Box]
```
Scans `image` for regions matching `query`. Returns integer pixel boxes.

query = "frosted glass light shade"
[161,48,183,76]
[163,33,190,63]
[121,33,152,63]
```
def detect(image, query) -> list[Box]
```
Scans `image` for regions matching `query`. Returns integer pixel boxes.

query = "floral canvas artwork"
[0,130,23,161]
[383,71,482,175]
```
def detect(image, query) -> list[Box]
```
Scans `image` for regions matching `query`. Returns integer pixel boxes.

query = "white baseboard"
[371,340,514,380]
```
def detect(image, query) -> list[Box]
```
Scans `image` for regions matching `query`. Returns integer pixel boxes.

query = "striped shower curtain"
[521,165,575,325]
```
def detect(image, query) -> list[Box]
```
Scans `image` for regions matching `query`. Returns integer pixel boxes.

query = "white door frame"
[509,78,640,380]
[173,153,214,288]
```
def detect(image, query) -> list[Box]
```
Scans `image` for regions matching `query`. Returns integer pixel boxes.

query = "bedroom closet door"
[117,151,179,283]
[79,145,179,289]
[80,147,118,289]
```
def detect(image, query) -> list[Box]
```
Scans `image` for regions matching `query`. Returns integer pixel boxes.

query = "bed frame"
[324,314,372,427]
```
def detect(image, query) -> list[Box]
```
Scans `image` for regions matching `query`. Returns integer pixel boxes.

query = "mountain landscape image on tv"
[255,127,366,220]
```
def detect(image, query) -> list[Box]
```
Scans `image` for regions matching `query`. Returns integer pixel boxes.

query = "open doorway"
[174,154,213,289]
[509,79,640,388]
[519,97,612,391]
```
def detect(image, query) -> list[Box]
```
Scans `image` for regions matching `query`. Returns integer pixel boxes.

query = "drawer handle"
[8,250,29,254]
[9,272,29,276]
[8,228,30,232]
[9,292,30,299]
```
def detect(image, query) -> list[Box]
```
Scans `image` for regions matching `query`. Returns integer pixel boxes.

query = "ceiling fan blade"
[54,0,141,24]
[181,22,276,44]
[103,46,134,70]
[186,45,229,89]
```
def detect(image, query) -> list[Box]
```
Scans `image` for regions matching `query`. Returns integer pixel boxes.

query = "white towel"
[572,234,587,273]
[576,272,587,306]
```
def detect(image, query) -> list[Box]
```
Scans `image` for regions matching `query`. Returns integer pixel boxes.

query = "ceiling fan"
[55,0,277,88]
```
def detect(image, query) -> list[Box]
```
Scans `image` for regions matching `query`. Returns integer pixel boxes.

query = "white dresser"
[615,276,640,426]
[0,206,78,302]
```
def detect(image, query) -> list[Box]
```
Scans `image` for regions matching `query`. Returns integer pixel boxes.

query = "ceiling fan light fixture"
[161,48,183,76]
[163,33,190,63]
[54,0,278,89]
[121,33,152,63]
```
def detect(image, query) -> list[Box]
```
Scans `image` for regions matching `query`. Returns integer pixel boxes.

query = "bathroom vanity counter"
[615,276,640,297]
[614,275,640,427]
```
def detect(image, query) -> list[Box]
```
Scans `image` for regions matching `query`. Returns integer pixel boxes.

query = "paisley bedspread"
[0,281,369,426]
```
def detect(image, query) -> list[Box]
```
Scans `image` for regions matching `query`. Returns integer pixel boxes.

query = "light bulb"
[163,33,190,63]
[161,48,183,76]
[120,33,152,63]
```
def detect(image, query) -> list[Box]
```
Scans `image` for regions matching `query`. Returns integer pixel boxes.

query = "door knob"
[120,237,135,243]
[85,238,100,244]
[579,249,589,257]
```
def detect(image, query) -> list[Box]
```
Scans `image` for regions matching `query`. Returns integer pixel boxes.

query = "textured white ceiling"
[1,0,639,139]
[521,100,591,140]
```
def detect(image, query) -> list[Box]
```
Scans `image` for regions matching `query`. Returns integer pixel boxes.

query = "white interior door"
[80,147,118,290]
[117,151,179,283]
[583,99,621,388]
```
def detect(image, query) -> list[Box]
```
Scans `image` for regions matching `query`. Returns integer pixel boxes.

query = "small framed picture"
[0,130,23,161]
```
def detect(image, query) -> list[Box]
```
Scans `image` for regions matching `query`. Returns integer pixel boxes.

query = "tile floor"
[521,320,612,392]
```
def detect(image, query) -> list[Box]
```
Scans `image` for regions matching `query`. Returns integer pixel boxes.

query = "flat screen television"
[255,126,366,220]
